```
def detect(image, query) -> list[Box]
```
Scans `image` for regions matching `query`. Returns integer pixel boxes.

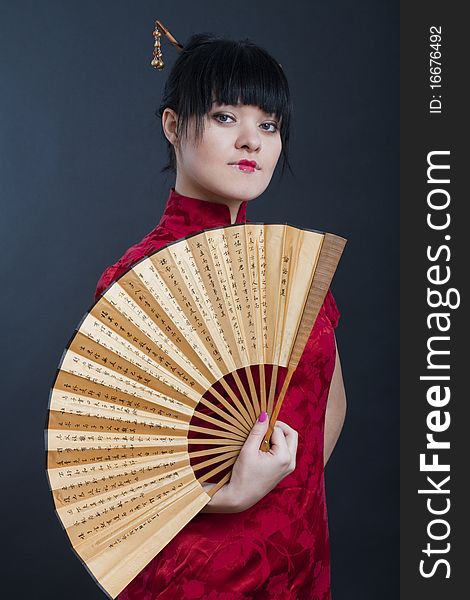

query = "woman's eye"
[213,113,279,132]
[261,122,279,133]
[214,113,234,123]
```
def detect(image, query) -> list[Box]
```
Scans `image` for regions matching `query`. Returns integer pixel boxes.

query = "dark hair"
[157,33,293,178]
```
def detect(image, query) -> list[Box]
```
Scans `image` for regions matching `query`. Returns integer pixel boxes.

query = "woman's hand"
[201,412,298,513]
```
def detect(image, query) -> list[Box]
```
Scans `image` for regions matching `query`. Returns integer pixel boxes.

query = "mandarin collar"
[157,187,248,238]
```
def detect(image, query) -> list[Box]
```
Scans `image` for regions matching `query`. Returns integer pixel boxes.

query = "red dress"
[95,188,340,600]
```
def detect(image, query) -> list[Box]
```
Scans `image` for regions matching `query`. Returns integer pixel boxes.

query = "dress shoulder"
[94,242,148,301]
[93,228,175,301]
[94,263,120,301]
[323,288,340,329]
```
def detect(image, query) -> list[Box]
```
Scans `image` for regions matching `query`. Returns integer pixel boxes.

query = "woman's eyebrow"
[211,103,280,121]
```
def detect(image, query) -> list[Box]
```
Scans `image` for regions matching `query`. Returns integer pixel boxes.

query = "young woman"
[95,30,347,600]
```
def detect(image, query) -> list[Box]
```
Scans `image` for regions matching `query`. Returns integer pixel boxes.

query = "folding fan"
[45,222,346,598]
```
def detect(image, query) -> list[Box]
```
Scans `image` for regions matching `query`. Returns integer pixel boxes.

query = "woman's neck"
[174,180,243,226]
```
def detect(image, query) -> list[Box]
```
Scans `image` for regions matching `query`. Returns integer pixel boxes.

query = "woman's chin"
[217,180,268,203]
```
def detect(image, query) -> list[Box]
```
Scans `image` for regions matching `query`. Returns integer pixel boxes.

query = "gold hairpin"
[151,20,184,70]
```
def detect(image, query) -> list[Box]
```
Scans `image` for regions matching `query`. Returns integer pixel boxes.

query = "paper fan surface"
[46,222,346,598]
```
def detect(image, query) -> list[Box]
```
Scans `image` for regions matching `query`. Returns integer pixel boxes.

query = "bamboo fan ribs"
[45,222,346,598]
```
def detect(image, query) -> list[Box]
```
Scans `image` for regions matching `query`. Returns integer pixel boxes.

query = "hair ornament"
[151,20,184,70]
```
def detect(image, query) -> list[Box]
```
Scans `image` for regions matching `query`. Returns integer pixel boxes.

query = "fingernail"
[258,411,268,423]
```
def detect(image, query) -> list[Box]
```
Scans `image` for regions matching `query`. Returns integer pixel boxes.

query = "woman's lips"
[233,164,256,173]
[229,159,259,173]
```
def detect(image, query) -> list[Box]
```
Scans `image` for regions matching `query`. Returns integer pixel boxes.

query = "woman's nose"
[235,126,261,152]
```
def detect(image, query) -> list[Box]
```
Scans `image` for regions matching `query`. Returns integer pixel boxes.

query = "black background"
[0,1,399,598]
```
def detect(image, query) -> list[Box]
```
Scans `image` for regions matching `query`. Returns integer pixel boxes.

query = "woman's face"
[163,102,282,205]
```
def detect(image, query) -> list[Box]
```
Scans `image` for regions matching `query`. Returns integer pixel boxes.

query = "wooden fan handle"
[259,367,295,452]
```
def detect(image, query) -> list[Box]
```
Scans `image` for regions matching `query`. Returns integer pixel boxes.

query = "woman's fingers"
[274,420,298,458]
[274,420,295,435]
[241,412,270,453]
[269,422,288,452]
[269,420,298,469]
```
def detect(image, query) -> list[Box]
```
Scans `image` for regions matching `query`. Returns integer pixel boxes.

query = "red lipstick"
[230,159,259,173]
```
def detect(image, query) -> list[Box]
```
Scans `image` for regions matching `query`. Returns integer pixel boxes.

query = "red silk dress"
[95,188,340,600]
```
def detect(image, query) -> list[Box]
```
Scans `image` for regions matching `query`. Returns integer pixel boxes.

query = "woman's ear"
[161,108,179,146]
